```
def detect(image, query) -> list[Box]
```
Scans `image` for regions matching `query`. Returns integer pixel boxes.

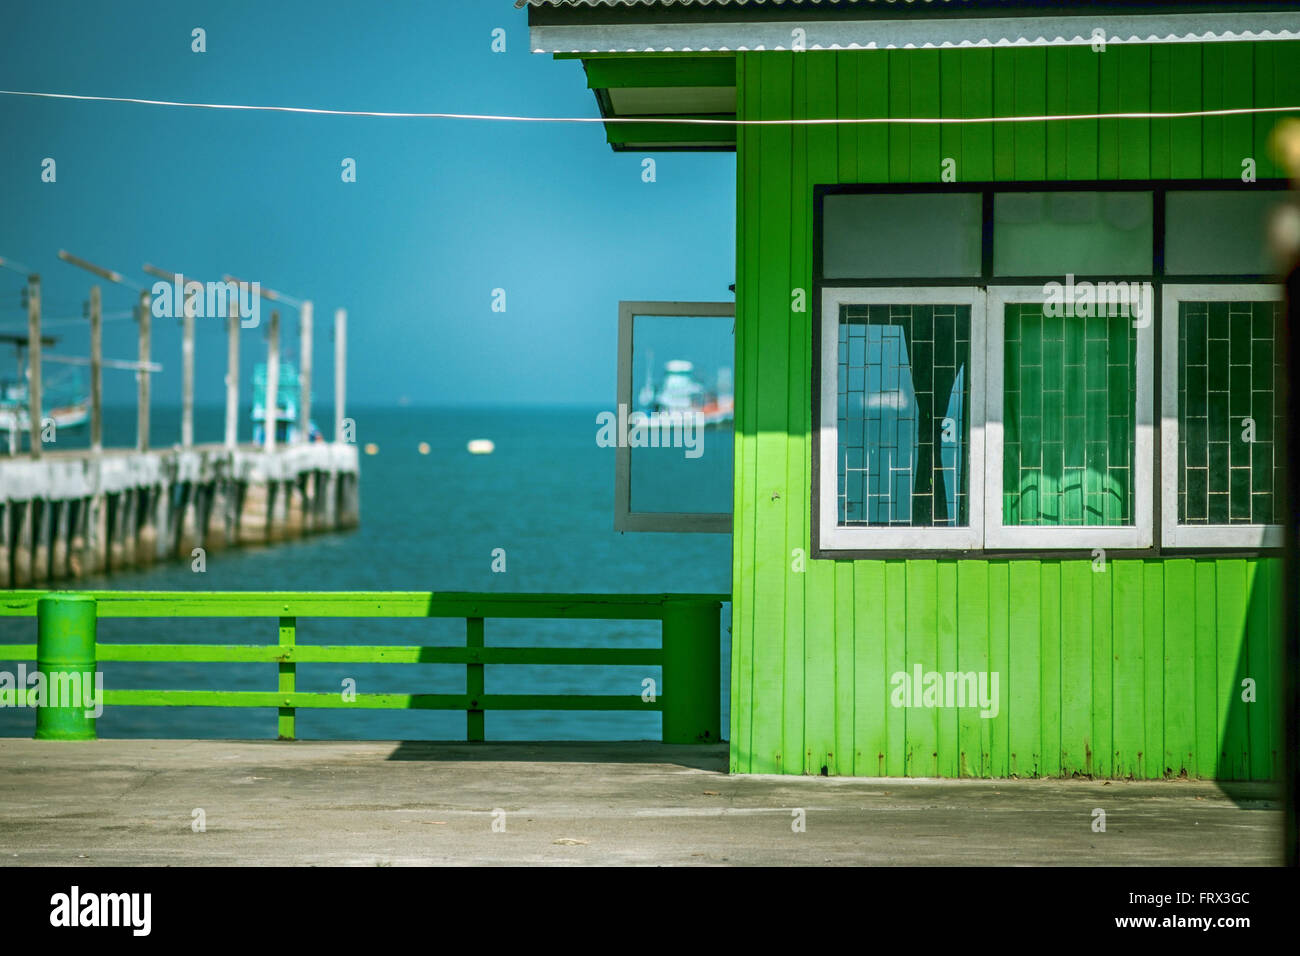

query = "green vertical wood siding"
[731,42,1298,777]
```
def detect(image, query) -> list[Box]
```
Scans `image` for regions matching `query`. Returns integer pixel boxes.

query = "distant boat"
[0,333,89,448]
[252,362,322,444]
[638,358,734,426]
[0,382,89,432]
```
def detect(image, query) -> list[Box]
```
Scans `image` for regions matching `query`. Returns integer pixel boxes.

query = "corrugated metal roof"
[528,8,1300,52]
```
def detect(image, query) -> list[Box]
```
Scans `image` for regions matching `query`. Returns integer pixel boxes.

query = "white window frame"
[1160,283,1285,549]
[819,286,986,550]
[984,285,1154,550]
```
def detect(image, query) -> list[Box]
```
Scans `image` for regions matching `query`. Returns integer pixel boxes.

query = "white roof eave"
[530,11,1300,54]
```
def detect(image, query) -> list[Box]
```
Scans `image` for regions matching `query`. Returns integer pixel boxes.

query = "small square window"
[615,301,734,533]
[822,193,983,279]
[1165,191,1285,277]
[993,191,1153,277]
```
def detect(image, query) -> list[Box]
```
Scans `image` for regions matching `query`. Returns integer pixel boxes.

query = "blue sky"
[0,1,736,407]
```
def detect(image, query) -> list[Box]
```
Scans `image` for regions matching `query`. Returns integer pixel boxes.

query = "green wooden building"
[522,0,1300,779]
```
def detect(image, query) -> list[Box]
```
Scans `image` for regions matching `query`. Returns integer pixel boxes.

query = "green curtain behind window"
[1003,303,1136,526]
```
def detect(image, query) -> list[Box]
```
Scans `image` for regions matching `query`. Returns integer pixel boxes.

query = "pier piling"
[1,444,359,582]
[264,310,280,453]
[298,301,312,445]
[135,289,150,453]
[89,285,102,452]
[5,256,360,583]
[26,274,41,460]
[225,302,239,450]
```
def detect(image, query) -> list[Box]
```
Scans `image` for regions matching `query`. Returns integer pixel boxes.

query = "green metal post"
[660,599,721,744]
[466,617,484,741]
[35,593,98,741]
[278,616,295,740]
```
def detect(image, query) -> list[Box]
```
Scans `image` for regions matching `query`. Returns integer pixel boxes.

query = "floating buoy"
[364,443,379,455]
[417,442,430,455]
[467,439,495,455]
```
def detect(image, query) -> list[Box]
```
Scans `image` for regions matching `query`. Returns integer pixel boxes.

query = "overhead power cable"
[0,88,1297,126]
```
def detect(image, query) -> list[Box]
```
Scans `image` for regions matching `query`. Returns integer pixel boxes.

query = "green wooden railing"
[0,591,726,744]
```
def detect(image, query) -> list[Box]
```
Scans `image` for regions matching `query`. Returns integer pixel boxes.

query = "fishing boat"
[0,333,89,451]
[0,379,88,431]
[251,361,322,444]
[637,357,734,426]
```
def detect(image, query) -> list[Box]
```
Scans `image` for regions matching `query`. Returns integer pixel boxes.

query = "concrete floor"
[0,739,1283,866]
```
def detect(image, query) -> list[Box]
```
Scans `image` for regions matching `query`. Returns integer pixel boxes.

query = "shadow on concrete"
[1214,780,1285,811]
[385,740,728,772]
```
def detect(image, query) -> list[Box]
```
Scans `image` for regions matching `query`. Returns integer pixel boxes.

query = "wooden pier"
[0,443,359,587]
[0,740,1281,866]
[0,253,360,588]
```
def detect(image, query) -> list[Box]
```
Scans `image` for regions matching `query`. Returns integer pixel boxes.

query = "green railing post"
[466,617,484,741]
[278,616,295,740]
[660,598,721,744]
[35,593,98,741]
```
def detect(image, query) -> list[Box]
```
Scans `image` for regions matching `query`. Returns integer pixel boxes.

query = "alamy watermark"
[596,404,704,459]
[1042,274,1153,328]
[50,886,150,936]
[889,666,1000,719]
[149,274,261,328]
[0,665,103,718]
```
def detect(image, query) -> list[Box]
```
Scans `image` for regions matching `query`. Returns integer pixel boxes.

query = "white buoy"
[364,443,379,456]
[417,442,430,455]
[467,439,495,455]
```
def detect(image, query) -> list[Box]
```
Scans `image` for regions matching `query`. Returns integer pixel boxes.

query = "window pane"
[1166,191,1284,276]
[837,303,971,527]
[994,191,1153,276]
[627,312,734,515]
[823,194,982,279]
[1177,299,1283,525]
[1002,303,1135,526]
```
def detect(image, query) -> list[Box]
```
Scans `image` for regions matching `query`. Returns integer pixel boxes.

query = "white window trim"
[1160,283,1285,549]
[819,286,986,551]
[984,285,1154,550]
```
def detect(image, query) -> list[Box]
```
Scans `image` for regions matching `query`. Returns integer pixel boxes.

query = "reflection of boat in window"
[252,362,322,444]
[0,333,89,451]
[637,356,734,426]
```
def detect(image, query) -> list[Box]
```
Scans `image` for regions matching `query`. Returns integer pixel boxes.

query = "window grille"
[1177,298,1283,526]
[837,303,972,528]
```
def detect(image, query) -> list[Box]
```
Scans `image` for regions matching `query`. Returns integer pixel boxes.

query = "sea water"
[0,405,732,740]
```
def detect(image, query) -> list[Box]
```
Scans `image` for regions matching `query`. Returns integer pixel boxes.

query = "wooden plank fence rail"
[0,591,726,744]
